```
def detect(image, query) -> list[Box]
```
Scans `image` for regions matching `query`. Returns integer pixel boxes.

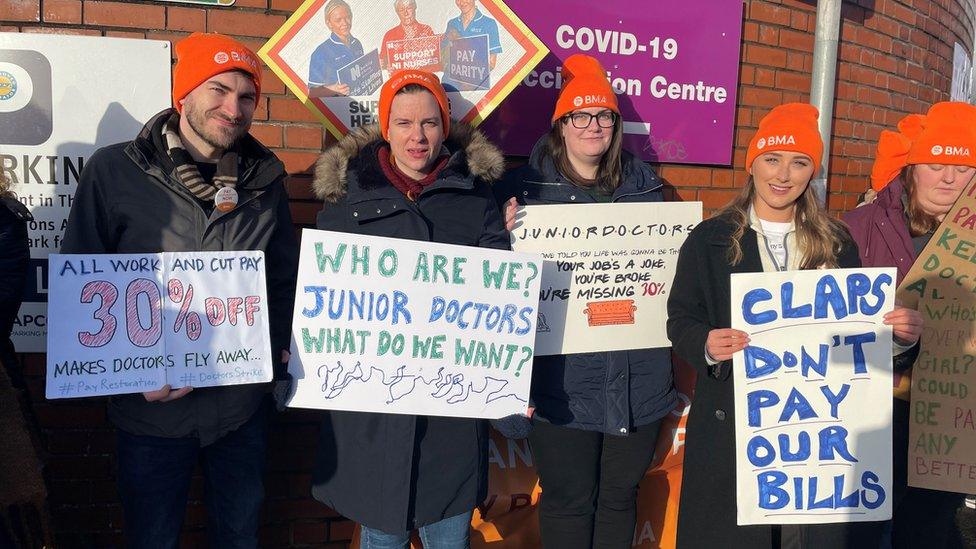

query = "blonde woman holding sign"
[666,103,922,548]
[843,101,976,549]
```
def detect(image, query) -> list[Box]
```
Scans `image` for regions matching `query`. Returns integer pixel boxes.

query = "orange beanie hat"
[379,69,451,140]
[173,33,262,112]
[746,103,823,173]
[551,54,618,122]
[905,101,976,168]
[869,114,924,191]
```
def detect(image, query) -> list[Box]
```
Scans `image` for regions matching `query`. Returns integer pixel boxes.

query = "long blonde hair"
[720,176,850,269]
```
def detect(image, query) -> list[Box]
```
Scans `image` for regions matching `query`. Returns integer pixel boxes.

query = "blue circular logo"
[0,71,17,101]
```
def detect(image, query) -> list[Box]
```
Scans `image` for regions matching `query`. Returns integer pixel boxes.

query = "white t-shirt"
[758,219,792,271]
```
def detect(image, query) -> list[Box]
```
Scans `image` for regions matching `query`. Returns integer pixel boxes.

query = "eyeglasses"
[564,111,617,129]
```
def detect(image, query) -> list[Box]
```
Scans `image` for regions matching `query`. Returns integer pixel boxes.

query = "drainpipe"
[809,0,842,208]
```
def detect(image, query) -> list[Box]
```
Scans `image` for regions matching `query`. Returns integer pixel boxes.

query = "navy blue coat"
[493,138,677,435]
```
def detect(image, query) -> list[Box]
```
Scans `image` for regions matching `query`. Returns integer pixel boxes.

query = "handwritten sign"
[731,268,896,524]
[337,49,383,97]
[45,252,272,399]
[510,202,700,355]
[445,34,491,90]
[386,34,443,72]
[287,230,542,419]
[899,178,976,493]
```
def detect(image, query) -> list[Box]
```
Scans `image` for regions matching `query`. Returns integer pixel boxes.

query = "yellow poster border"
[258,0,548,139]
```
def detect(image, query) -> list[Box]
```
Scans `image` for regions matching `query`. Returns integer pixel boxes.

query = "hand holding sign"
[705,328,750,362]
[882,305,923,346]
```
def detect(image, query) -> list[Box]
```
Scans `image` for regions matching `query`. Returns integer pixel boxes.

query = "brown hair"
[901,165,943,237]
[0,167,11,198]
[545,115,624,195]
[720,176,850,269]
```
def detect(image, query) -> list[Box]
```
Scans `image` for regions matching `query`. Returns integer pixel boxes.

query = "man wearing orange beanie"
[61,32,298,548]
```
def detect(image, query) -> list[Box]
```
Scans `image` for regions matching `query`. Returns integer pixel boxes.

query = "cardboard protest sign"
[509,202,700,355]
[287,230,542,419]
[258,0,547,137]
[731,268,896,524]
[46,252,273,399]
[898,178,976,493]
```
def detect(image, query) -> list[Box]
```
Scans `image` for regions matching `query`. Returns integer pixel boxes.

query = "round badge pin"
[214,187,239,212]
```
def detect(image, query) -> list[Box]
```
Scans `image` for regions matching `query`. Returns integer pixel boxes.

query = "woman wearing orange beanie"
[494,54,676,549]
[308,69,507,548]
[666,103,922,548]
[844,101,976,549]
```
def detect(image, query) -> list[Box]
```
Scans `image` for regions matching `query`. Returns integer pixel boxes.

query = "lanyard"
[760,233,789,272]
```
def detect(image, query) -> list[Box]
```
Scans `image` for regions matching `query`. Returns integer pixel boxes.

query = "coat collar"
[125,109,285,191]
[313,121,504,203]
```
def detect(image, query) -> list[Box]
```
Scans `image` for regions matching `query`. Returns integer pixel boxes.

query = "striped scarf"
[161,113,238,201]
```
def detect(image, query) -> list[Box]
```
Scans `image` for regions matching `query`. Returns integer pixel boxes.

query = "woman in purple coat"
[843,101,976,549]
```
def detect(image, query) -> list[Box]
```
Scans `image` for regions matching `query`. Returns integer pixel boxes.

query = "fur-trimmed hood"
[312,120,504,203]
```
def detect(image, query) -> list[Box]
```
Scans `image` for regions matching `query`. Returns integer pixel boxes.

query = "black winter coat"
[493,138,676,435]
[61,109,299,445]
[0,196,31,385]
[310,122,508,533]
[666,214,882,549]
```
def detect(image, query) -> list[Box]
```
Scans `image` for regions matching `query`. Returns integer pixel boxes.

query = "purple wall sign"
[480,2,744,165]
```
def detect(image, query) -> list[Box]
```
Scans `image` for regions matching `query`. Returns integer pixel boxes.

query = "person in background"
[0,167,53,549]
[309,0,364,97]
[380,0,439,73]
[309,69,507,548]
[0,168,30,394]
[843,101,976,549]
[494,53,676,549]
[61,33,298,548]
[666,103,922,549]
[441,0,501,91]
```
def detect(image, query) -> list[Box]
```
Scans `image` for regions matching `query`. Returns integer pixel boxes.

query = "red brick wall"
[1,0,972,546]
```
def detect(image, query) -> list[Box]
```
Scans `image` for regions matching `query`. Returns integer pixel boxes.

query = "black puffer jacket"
[310,122,508,533]
[0,196,31,386]
[61,109,299,445]
[493,137,677,435]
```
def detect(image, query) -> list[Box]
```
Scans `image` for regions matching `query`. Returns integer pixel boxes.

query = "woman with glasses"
[493,54,676,549]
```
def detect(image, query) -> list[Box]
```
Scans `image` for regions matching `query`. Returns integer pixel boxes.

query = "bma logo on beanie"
[214,51,230,64]
[756,135,798,150]
[573,96,583,107]
[757,135,796,150]
[931,144,972,157]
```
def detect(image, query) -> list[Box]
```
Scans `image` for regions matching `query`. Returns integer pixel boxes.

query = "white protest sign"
[731,268,896,525]
[46,252,273,399]
[510,202,701,355]
[287,230,542,419]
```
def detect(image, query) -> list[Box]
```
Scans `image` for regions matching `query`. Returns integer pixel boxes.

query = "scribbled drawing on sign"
[583,299,637,326]
[316,360,527,406]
